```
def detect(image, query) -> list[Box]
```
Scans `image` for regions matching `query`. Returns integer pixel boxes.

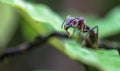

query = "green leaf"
[1,0,120,71]
[65,40,120,71]
[100,6,120,38]
[94,49,120,71]
[0,3,18,48]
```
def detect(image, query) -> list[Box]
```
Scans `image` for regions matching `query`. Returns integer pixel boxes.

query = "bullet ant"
[61,15,98,49]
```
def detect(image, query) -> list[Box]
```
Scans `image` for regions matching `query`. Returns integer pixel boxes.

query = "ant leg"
[82,39,86,48]
[91,26,98,49]
[65,30,70,38]
[78,31,85,48]
[85,26,98,39]
[61,19,66,29]
[82,26,98,49]
[69,28,77,38]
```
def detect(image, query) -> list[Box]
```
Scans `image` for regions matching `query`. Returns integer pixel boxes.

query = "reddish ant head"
[61,15,86,37]
[61,15,73,30]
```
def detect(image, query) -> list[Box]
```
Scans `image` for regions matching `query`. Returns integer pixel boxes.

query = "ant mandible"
[61,15,99,49]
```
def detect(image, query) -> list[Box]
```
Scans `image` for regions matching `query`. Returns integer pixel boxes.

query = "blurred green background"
[0,0,120,71]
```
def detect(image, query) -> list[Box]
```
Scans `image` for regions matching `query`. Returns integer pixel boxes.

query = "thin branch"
[99,40,120,54]
[0,32,68,63]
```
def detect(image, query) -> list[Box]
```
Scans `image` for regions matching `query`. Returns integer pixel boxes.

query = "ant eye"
[73,22,76,25]
[72,21,78,27]
[73,21,76,24]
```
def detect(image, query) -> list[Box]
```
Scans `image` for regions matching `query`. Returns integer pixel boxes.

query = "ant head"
[65,15,74,25]
[61,15,75,30]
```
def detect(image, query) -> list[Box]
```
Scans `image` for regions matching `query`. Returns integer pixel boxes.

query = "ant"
[61,15,98,49]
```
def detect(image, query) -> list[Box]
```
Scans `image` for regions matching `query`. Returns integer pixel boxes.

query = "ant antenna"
[61,15,71,29]
[61,19,66,29]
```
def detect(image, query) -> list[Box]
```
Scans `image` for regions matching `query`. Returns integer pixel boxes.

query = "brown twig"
[0,32,68,63]
[98,40,120,54]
